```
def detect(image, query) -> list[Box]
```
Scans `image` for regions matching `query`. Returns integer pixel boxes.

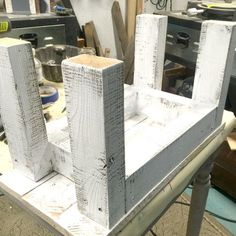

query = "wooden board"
[112,1,128,55]
[193,21,236,127]
[136,0,144,15]
[134,15,167,90]
[62,55,126,229]
[88,21,104,56]
[84,23,95,48]
[0,38,52,181]
[126,0,137,41]
[124,37,135,85]
[46,117,73,180]
[0,113,233,236]
[1,16,236,232]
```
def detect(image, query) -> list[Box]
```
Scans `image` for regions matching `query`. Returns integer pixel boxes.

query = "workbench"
[0,111,235,236]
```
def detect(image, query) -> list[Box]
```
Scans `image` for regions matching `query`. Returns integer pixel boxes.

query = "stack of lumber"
[112,0,144,84]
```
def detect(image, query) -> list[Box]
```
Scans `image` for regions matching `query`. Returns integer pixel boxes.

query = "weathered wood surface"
[0,171,108,236]
[126,0,137,41]
[84,23,95,49]
[1,15,236,233]
[62,55,126,228]
[46,117,73,180]
[193,21,236,127]
[134,15,167,89]
[0,111,234,236]
[0,38,52,181]
[112,1,128,55]
[88,21,104,57]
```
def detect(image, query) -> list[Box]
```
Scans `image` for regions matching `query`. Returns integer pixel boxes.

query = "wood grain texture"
[0,38,52,181]
[136,0,144,15]
[126,0,137,41]
[124,37,135,85]
[84,23,95,48]
[62,54,126,229]
[0,112,234,236]
[134,15,167,90]
[0,171,57,197]
[193,21,236,127]
[112,1,128,55]
[46,117,73,180]
[23,174,77,220]
[88,21,104,57]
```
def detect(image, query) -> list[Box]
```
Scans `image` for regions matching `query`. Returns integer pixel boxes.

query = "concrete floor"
[186,187,236,236]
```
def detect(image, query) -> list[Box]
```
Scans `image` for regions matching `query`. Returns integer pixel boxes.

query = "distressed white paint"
[46,117,73,180]
[193,21,236,127]
[62,55,126,229]
[0,38,52,181]
[134,15,167,89]
[0,171,56,197]
[0,17,235,232]
[0,112,234,236]
[23,174,77,219]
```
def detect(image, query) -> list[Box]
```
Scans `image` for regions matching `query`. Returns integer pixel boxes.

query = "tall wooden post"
[62,54,126,229]
[134,15,167,89]
[193,21,236,127]
[0,38,51,181]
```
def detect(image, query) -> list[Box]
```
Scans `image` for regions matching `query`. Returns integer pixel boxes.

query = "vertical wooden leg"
[62,54,126,229]
[0,38,51,181]
[186,160,214,236]
[134,15,167,90]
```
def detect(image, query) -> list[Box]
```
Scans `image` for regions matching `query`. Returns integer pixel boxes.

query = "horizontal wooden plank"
[0,171,57,197]
[125,108,217,210]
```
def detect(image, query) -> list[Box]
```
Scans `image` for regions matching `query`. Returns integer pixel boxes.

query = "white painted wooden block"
[193,21,236,126]
[1,15,236,233]
[0,38,52,181]
[46,117,73,179]
[62,55,126,229]
[134,15,167,90]
[123,18,236,210]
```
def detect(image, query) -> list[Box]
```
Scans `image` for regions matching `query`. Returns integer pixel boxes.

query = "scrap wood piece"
[136,0,144,15]
[77,37,85,48]
[88,21,104,56]
[124,36,135,84]
[112,1,128,55]
[84,22,95,48]
[104,48,111,58]
[126,0,137,41]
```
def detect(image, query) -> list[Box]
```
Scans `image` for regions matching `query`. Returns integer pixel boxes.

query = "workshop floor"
[186,187,236,236]
[0,191,232,236]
